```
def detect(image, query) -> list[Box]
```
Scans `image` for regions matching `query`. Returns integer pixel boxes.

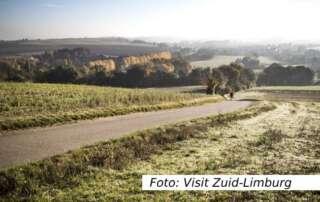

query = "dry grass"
[31,101,319,202]
[0,82,221,130]
[238,86,320,102]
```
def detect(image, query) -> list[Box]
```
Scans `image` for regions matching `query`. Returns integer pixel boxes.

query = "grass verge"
[0,102,275,200]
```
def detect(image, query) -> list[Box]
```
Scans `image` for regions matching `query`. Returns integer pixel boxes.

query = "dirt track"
[0,101,251,169]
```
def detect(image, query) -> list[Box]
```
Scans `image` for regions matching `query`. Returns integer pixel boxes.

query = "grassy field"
[0,38,163,56]
[257,56,281,66]
[251,86,320,91]
[0,82,222,131]
[191,55,242,68]
[191,55,279,68]
[1,101,320,201]
[239,86,320,102]
[148,85,206,93]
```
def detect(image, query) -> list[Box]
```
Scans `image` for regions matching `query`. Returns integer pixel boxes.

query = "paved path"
[0,101,251,169]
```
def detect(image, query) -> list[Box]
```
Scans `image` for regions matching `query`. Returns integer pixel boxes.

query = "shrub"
[256,129,286,148]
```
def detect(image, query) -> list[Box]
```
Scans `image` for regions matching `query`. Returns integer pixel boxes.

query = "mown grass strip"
[0,103,276,199]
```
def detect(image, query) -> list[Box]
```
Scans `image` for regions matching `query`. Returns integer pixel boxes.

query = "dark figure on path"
[230,91,234,100]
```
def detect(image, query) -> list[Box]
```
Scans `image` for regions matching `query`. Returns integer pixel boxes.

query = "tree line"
[257,63,314,86]
[0,52,316,90]
[33,63,212,87]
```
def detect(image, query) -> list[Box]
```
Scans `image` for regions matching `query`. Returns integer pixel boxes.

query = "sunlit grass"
[251,86,320,91]
[60,102,318,201]
[0,82,221,130]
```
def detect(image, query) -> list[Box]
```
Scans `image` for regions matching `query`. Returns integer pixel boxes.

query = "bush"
[256,129,286,148]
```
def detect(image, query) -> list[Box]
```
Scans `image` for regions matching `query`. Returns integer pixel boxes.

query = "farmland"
[191,55,279,68]
[1,99,320,201]
[251,86,320,91]
[0,38,164,57]
[0,82,221,131]
[191,55,242,68]
[238,86,320,102]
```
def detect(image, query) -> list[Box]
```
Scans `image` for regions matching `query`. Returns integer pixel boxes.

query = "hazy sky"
[1,0,320,42]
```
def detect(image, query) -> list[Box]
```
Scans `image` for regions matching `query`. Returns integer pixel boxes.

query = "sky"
[1,0,320,42]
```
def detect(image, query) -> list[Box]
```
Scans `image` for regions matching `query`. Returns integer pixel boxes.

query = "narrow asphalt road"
[0,100,251,169]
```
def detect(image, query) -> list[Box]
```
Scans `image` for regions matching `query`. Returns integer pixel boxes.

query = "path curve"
[0,100,251,169]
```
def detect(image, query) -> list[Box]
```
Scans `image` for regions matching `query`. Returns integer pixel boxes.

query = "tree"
[235,56,260,69]
[206,63,255,95]
[146,71,179,87]
[239,68,256,88]
[207,68,226,94]
[0,62,29,82]
[125,65,146,87]
[34,65,78,83]
[172,58,193,76]
[188,68,210,85]
[219,64,241,91]
[87,70,109,85]
[257,63,314,86]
